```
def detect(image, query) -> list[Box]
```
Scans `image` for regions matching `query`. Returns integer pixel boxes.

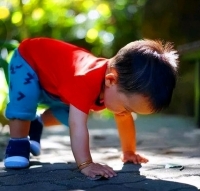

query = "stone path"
[0,114,200,191]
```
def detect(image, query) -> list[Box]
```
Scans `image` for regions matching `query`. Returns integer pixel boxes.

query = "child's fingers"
[128,154,148,164]
[81,163,117,178]
[121,152,149,164]
[91,169,115,178]
[97,165,117,177]
[136,155,149,163]
[104,165,117,177]
[141,158,149,163]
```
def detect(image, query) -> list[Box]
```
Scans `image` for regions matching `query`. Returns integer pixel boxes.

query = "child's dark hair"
[112,39,179,112]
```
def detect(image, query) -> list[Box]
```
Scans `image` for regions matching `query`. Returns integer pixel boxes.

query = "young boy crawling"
[4,38,178,178]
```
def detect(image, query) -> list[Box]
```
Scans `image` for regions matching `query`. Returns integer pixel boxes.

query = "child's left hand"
[121,151,149,164]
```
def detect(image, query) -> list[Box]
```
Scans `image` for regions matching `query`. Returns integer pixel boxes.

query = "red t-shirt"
[18,38,107,114]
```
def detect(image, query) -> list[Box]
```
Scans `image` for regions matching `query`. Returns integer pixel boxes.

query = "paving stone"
[0,115,200,190]
[125,179,199,191]
[87,185,136,191]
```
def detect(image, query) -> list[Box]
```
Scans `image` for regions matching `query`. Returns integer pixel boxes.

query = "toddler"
[4,38,178,178]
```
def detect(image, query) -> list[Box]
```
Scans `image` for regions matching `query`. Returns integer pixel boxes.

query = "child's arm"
[69,104,117,178]
[114,113,148,164]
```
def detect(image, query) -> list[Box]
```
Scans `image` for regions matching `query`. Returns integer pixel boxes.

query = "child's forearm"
[69,104,93,166]
[69,124,92,166]
[114,113,136,153]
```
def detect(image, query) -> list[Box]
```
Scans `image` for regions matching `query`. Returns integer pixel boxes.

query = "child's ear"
[105,70,118,87]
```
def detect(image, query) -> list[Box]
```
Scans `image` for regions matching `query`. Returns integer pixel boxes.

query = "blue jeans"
[5,49,69,127]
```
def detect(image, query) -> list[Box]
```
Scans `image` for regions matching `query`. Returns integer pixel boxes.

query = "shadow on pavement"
[0,162,198,191]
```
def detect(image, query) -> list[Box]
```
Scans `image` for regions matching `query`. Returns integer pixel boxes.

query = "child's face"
[104,84,153,115]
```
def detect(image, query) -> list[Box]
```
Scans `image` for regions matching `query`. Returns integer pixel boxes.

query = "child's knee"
[41,109,61,127]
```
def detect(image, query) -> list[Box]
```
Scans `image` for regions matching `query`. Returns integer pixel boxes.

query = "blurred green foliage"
[0,0,146,125]
[0,0,146,57]
[0,0,200,126]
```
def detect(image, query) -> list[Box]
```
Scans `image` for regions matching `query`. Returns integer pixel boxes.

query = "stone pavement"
[0,114,200,191]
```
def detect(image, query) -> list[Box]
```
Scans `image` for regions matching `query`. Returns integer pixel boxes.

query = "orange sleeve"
[114,113,136,153]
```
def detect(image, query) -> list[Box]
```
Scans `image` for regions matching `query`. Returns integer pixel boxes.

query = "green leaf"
[0,40,18,51]
[0,58,9,84]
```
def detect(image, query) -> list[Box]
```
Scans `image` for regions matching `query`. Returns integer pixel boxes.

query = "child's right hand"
[121,151,149,164]
[80,163,117,178]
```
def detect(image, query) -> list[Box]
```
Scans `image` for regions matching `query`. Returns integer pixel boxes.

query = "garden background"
[0,0,200,126]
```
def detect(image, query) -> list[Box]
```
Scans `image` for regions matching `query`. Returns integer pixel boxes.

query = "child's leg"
[5,120,31,168]
[32,107,69,128]
[29,116,43,156]
[4,49,40,168]
[39,89,70,127]
[29,109,58,150]
[27,88,70,157]
[41,109,62,127]
[9,119,30,138]
[50,107,70,127]
[28,109,59,156]
[28,108,65,156]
